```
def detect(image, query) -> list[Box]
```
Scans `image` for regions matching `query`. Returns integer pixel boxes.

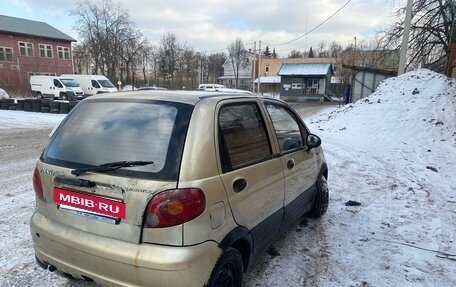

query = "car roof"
[84,90,264,105]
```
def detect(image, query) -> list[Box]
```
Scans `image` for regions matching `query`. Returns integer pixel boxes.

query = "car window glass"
[266,103,306,153]
[99,80,115,88]
[218,103,271,171]
[54,79,62,88]
[43,100,192,180]
[91,80,101,88]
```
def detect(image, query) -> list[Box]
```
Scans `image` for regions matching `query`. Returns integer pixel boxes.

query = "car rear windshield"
[42,99,193,180]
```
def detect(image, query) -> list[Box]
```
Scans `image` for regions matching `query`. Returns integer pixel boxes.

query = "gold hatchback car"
[30,91,329,287]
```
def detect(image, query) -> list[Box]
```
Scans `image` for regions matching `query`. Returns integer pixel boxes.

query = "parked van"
[30,76,84,100]
[62,74,117,96]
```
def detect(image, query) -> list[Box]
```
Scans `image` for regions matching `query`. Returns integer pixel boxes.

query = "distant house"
[254,57,337,94]
[278,63,334,101]
[0,14,76,95]
[218,50,257,90]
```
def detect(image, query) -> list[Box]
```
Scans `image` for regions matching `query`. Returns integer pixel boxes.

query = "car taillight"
[33,168,44,201]
[144,188,206,228]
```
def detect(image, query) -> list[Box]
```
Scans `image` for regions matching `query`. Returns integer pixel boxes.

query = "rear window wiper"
[71,161,154,176]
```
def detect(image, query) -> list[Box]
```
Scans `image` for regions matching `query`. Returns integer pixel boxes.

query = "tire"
[31,99,41,113]
[308,175,329,218]
[59,102,70,114]
[16,100,25,110]
[60,93,68,100]
[36,92,42,99]
[24,100,32,112]
[207,248,243,287]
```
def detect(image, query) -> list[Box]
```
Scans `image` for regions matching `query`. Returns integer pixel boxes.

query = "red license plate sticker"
[54,188,126,219]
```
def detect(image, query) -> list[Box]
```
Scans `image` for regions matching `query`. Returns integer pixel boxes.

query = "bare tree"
[72,42,90,74]
[158,32,183,88]
[119,28,147,85]
[227,38,249,88]
[71,0,139,83]
[317,40,328,57]
[328,41,344,57]
[288,49,304,58]
[380,0,453,69]
[207,52,227,83]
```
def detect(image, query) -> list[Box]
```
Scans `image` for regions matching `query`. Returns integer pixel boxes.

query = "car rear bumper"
[30,211,221,287]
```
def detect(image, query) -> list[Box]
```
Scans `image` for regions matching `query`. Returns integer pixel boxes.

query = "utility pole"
[253,41,257,92]
[258,40,262,94]
[398,0,413,75]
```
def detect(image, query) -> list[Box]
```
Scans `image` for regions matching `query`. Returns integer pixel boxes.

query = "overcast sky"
[4,0,405,56]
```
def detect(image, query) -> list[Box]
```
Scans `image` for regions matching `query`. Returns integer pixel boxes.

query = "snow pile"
[310,69,456,150]
[294,69,456,286]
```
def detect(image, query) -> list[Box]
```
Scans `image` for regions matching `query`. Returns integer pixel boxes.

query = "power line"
[198,0,351,54]
[263,0,352,47]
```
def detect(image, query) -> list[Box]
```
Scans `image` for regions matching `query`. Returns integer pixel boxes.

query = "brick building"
[0,14,76,95]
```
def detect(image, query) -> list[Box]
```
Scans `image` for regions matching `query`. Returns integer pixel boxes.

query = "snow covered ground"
[0,69,455,286]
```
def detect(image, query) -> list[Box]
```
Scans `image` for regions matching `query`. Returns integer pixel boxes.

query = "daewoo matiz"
[30,91,329,287]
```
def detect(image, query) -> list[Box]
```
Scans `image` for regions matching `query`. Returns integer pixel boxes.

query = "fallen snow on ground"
[1,69,455,287]
[0,111,65,129]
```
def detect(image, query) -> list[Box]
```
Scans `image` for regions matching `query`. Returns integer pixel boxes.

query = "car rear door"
[263,101,319,230]
[217,99,285,254]
[38,99,193,245]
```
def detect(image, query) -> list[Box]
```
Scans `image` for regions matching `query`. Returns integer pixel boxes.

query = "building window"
[18,42,34,57]
[57,46,70,60]
[39,44,53,58]
[265,65,269,73]
[291,78,303,89]
[0,47,13,62]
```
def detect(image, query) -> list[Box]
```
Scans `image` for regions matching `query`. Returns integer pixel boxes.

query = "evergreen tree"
[308,47,315,58]
[263,46,271,57]
[272,47,278,58]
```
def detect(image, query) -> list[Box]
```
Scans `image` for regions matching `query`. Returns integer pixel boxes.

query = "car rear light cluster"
[144,188,205,228]
[33,168,44,201]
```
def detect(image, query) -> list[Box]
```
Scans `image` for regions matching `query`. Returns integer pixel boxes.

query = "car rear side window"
[218,103,272,172]
[43,100,192,180]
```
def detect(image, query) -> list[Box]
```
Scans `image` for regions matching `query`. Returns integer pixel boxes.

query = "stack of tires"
[31,99,41,112]
[24,99,33,112]
[40,99,51,113]
[0,99,15,110]
[59,102,70,114]
[0,98,79,114]
[16,100,25,111]
[49,101,60,114]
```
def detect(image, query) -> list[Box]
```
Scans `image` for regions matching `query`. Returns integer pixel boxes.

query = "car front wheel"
[208,248,243,287]
[308,175,329,218]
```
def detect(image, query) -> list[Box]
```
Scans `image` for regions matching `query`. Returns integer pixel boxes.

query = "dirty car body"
[30,90,329,287]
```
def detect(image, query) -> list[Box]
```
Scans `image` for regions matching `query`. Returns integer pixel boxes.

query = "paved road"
[289,101,338,119]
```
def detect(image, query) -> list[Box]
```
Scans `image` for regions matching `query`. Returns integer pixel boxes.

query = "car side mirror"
[306,134,321,150]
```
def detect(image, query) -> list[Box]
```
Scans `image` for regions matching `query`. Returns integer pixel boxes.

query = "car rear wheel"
[308,175,329,218]
[208,248,243,287]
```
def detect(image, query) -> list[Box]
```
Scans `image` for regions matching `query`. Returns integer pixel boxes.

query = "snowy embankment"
[0,69,455,287]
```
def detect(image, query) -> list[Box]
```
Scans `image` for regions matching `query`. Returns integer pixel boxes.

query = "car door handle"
[233,178,247,193]
[287,159,295,170]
